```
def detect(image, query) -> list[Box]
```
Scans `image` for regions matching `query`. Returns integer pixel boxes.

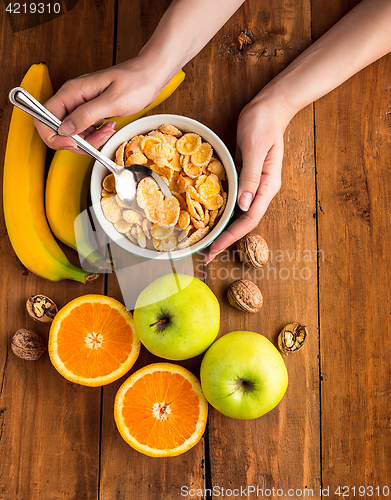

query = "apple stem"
[150,318,169,328]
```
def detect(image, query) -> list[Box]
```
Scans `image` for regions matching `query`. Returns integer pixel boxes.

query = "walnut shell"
[278,323,307,355]
[237,234,269,268]
[11,329,46,360]
[227,279,263,313]
[26,295,58,323]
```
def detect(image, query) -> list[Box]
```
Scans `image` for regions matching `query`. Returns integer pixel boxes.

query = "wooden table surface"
[1,1,390,499]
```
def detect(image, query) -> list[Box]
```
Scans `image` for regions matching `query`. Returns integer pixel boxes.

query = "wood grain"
[313,1,391,495]
[0,0,390,498]
[101,1,207,498]
[203,1,320,496]
[0,2,113,498]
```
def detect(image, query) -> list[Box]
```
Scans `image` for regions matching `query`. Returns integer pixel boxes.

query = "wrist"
[262,73,308,116]
[118,49,180,99]
[248,83,297,132]
[136,44,184,92]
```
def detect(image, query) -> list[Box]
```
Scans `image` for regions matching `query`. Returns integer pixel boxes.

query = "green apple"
[200,331,288,419]
[133,273,220,360]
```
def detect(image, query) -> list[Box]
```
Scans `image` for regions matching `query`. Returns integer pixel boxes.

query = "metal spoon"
[8,87,171,207]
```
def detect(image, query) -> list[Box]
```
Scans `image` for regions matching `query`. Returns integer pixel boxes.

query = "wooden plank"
[313,0,391,494]
[101,1,207,498]
[0,2,113,498]
[203,0,321,496]
[103,0,321,497]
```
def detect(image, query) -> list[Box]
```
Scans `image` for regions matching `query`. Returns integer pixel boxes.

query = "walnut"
[227,280,263,313]
[11,329,46,360]
[237,234,269,268]
[26,295,58,323]
[278,323,307,355]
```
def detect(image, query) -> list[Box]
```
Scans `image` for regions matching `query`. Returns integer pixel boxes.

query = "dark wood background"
[0,0,390,498]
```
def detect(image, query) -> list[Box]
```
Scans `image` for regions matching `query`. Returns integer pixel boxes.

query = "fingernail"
[205,250,219,265]
[103,130,116,140]
[108,121,117,129]
[58,119,76,136]
[238,192,253,212]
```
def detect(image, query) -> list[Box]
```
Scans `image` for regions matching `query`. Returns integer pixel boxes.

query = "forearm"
[137,0,245,89]
[257,0,391,115]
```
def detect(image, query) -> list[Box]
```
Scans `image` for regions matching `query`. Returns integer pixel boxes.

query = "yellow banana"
[45,69,186,261]
[45,150,111,270]
[109,69,186,130]
[3,63,96,283]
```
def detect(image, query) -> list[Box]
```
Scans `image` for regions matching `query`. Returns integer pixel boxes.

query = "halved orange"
[49,294,140,387]
[114,363,208,457]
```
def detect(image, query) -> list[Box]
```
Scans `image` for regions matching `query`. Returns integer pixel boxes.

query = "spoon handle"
[9,87,119,174]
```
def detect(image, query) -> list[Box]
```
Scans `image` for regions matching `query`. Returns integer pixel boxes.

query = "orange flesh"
[121,372,201,450]
[57,303,134,378]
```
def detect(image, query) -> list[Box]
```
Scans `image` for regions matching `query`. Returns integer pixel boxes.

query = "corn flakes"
[203,193,224,211]
[125,152,148,166]
[208,209,219,228]
[100,123,228,252]
[142,219,152,239]
[191,142,213,167]
[160,236,177,252]
[178,227,210,249]
[125,136,144,156]
[172,191,187,211]
[186,191,203,220]
[113,219,133,234]
[191,217,205,230]
[176,133,202,155]
[208,159,226,180]
[151,225,174,240]
[115,142,126,166]
[101,196,121,223]
[136,177,161,209]
[183,161,202,179]
[102,173,116,193]
[123,209,144,225]
[177,210,190,229]
[125,231,138,245]
[145,196,180,227]
[177,174,195,194]
[164,135,179,148]
[101,188,114,199]
[159,123,182,137]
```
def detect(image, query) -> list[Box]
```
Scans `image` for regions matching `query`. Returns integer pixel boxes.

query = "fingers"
[34,72,115,149]
[33,118,78,151]
[204,179,279,265]
[237,141,267,212]
[79,121,117,150]
[57,90,119,137]
[33,119,116,154]
[33,59,158,151]
[204,141,283,265]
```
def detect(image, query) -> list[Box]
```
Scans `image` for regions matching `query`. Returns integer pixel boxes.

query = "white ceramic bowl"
[91,114,237,260]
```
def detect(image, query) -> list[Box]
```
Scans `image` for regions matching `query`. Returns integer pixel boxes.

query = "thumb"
[58,92,116,136]
[237,144,268,212]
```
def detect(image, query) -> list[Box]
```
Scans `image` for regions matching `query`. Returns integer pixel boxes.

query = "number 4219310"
[6,3,61,14]
[335,486,389,497]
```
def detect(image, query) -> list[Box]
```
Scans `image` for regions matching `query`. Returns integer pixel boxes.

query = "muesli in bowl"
[91,114,237,260]
[100,123,227,252]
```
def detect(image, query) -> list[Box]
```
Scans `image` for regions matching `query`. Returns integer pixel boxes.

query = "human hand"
[204,96,293,264]
[203,0,391,265]
[34,58,163,152]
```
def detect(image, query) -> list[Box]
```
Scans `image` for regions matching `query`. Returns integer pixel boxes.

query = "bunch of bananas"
[3,63,185,282]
